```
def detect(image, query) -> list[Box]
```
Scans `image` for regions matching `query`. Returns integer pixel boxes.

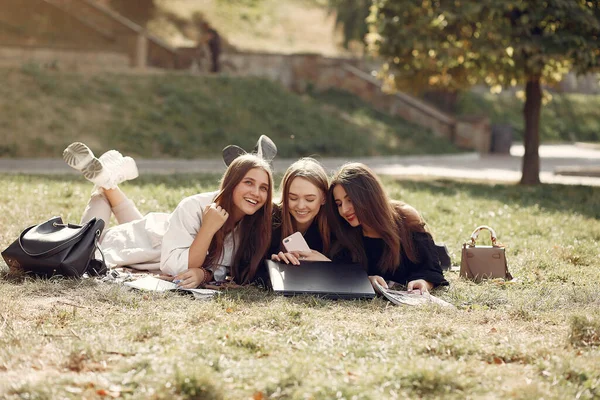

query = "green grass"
[457,90,600,143]
[1,173,599,399]
[0,65,456,159]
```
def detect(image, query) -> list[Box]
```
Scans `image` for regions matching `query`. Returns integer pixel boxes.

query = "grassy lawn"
[1,173,599,399]
[0,66,456,159]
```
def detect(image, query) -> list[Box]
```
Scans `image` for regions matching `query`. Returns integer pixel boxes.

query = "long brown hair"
[277,157,330,254]
[205,154,273,283]
[326,163,425,273]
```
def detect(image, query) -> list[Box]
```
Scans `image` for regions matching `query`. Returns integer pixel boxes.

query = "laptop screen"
[265,260,376,300]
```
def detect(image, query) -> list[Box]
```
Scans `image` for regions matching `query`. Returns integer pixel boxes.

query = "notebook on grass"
[265,260,376,300]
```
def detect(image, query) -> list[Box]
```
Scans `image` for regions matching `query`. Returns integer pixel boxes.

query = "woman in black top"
[269,158,331,264]
[327,163,448,293]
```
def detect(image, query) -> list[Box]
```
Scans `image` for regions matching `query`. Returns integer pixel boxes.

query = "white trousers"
[80,192,143,242]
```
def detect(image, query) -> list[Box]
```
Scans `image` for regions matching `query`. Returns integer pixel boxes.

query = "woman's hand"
[407,279,434,294]
[271,251,301,265]
[296,250,331,262]
[368,275,388,293]
[271,250,331,265]
[174,268,209,289]
[202,203,229,234]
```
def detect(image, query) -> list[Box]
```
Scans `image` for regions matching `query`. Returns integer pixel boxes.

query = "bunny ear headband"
[222,135,277,167]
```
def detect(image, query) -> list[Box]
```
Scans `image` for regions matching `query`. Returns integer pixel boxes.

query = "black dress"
[335,231,449,287]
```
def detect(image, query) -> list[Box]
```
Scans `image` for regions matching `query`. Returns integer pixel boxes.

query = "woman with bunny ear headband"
[62,136,276,287]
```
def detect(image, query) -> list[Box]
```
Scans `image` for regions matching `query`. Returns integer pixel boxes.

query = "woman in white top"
[63,138,274,288]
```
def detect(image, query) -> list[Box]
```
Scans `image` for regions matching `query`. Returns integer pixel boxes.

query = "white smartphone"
[282,231,311,253]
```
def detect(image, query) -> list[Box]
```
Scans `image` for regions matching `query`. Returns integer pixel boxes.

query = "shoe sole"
[81,158,104,181]
[63,142,94,171]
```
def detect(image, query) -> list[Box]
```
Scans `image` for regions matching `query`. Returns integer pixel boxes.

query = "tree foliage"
[368,0,600,91]
[368,0,600,184]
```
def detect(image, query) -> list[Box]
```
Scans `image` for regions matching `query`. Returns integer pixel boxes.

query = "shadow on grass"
[394,178,600,220]
[205,285,379,309]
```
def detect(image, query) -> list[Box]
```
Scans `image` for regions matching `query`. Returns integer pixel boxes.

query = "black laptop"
[265,260,376,300]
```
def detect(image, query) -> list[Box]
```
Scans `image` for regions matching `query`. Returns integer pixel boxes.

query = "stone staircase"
[44,0,177,67]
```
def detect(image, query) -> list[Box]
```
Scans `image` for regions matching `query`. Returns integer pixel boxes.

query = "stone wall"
[0,0,121,52]
[455,116,492,153]
[559,72,600,94]
[0,0,177,69]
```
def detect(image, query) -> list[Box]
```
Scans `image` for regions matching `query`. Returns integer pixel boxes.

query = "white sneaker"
[97,150,139,189]
[63,142,108,184]
[63,143,138,189]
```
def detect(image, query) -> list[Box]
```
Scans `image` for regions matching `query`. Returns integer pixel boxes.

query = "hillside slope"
[0,65,458,158]
[151,0,347,56]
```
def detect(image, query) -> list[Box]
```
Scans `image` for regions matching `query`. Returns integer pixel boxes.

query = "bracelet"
[200,268,213,284]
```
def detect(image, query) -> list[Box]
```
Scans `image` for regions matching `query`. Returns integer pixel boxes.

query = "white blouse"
[100,191,237,280]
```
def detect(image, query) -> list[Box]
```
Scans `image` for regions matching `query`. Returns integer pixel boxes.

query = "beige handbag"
[460,225,512,282]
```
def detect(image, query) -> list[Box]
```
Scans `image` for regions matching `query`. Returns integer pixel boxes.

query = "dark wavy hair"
[326,163,425,273]
[276,157,330,254]
[207,154,273,283]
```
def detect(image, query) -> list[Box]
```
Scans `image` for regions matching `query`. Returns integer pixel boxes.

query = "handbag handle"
[18,218,95,257]
[469,225,498,246]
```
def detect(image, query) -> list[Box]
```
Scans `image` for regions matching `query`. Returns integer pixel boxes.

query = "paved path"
[1,144,599,186]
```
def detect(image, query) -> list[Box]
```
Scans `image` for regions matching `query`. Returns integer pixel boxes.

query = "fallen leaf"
[492,356,504,365]
[253,391,264,400]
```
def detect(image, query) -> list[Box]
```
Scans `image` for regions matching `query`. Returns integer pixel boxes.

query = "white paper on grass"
[124,275,219,299]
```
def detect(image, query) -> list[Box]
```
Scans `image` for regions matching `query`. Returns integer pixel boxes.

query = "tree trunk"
[520,77,542,185]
